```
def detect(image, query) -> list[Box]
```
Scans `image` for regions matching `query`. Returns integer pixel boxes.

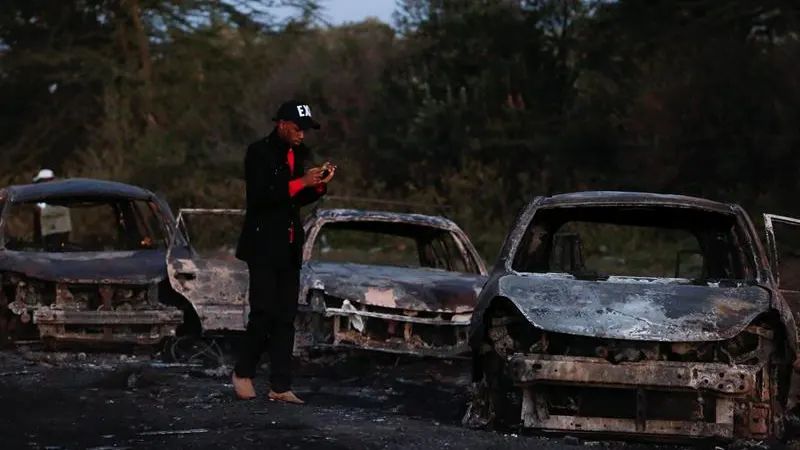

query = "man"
[32,169,72,250]
[232,100,335,404]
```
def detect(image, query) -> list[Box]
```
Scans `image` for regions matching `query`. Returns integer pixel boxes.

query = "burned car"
[0,178,185,347]
[463,191,800,442]
[166,206,488,357]
[296,208,488,357]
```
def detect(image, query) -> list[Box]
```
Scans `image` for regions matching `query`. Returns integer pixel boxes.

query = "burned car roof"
[536,191,736,213]
[4,178,156,203]
[312,208,460,230]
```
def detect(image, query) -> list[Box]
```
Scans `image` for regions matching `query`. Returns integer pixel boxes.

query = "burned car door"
[764,213,800,314]
[166,209,249,333]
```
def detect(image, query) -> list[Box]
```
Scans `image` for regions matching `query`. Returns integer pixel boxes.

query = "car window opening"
[512,205,753,284]
[4,197,168,252]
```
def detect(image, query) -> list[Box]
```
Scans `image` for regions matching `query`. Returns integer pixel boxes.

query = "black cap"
[272,100,321,131]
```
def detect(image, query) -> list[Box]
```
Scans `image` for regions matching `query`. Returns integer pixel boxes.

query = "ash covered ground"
[0,343,703,450]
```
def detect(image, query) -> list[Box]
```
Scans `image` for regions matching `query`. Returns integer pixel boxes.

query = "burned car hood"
[496,274,771,342]
[305,261,488,313]
[0,250,168,284]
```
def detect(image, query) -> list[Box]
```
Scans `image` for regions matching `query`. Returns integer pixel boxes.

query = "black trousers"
[234,262,300,393]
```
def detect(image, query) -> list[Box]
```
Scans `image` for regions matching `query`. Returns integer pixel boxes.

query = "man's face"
[277,120,304,147]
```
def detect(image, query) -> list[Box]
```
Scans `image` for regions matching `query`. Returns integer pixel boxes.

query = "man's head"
[33,169,55,184]
[272,100,321,147]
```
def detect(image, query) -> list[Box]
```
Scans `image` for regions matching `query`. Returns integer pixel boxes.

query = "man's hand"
[300,167,324,186]
[320,162,337,184]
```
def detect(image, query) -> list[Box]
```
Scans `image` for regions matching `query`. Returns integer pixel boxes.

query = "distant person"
[32,169,72,250]
[32,168,55,184]
[231,100,336,403]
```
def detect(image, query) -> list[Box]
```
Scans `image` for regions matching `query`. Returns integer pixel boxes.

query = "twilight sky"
[324,0,396,24]
[273,0,397,25]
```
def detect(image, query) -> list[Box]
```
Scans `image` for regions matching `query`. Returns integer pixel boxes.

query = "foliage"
[1,0,799,263]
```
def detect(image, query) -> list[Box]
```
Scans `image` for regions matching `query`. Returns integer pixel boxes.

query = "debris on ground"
[0,348,705,450]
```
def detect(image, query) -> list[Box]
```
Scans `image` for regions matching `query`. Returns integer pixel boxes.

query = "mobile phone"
[321,163,337,179]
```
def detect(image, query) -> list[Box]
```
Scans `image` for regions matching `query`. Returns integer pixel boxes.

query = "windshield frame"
[305,218,484,274]
[0,195,172,253]
[507,203,758,284]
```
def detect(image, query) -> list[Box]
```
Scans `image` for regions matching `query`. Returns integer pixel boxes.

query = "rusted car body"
[166,207,488,357]
[296,208,488,357]
[0,178,186,346]
[165,208,250,335]
[463,191,800,443]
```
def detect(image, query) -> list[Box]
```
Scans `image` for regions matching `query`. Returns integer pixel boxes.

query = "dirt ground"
[0,344,706,450]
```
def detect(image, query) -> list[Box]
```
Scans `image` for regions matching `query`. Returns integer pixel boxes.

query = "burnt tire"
[771,359,789,443]
[294,290,334,350]
[485,351,523,429]
[463,351,522,430]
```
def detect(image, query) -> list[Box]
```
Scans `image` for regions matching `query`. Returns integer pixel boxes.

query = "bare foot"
[268,390,305,404]
[232,373,256,400]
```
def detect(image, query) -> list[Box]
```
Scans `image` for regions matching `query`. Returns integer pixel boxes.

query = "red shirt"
[286,148,325,243]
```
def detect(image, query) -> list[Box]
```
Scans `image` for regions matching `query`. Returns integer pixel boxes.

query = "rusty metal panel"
[507,355,759,395]
[495,275,770,342]
[33,308,183,325]
[166,208,250,332]
[323,306,472,325]
[34,307,182,345]
[310,340,470,359]
[536,191,737,213]
[307,263,485,314]
[167,256,249,330]
[0,250,169,285]
[527,415,734,439]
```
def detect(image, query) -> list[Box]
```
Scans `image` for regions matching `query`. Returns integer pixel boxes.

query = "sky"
[274,0,397,25]
[321,0,397,24]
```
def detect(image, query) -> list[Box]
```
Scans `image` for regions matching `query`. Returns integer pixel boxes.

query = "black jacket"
[235,129,327,267]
